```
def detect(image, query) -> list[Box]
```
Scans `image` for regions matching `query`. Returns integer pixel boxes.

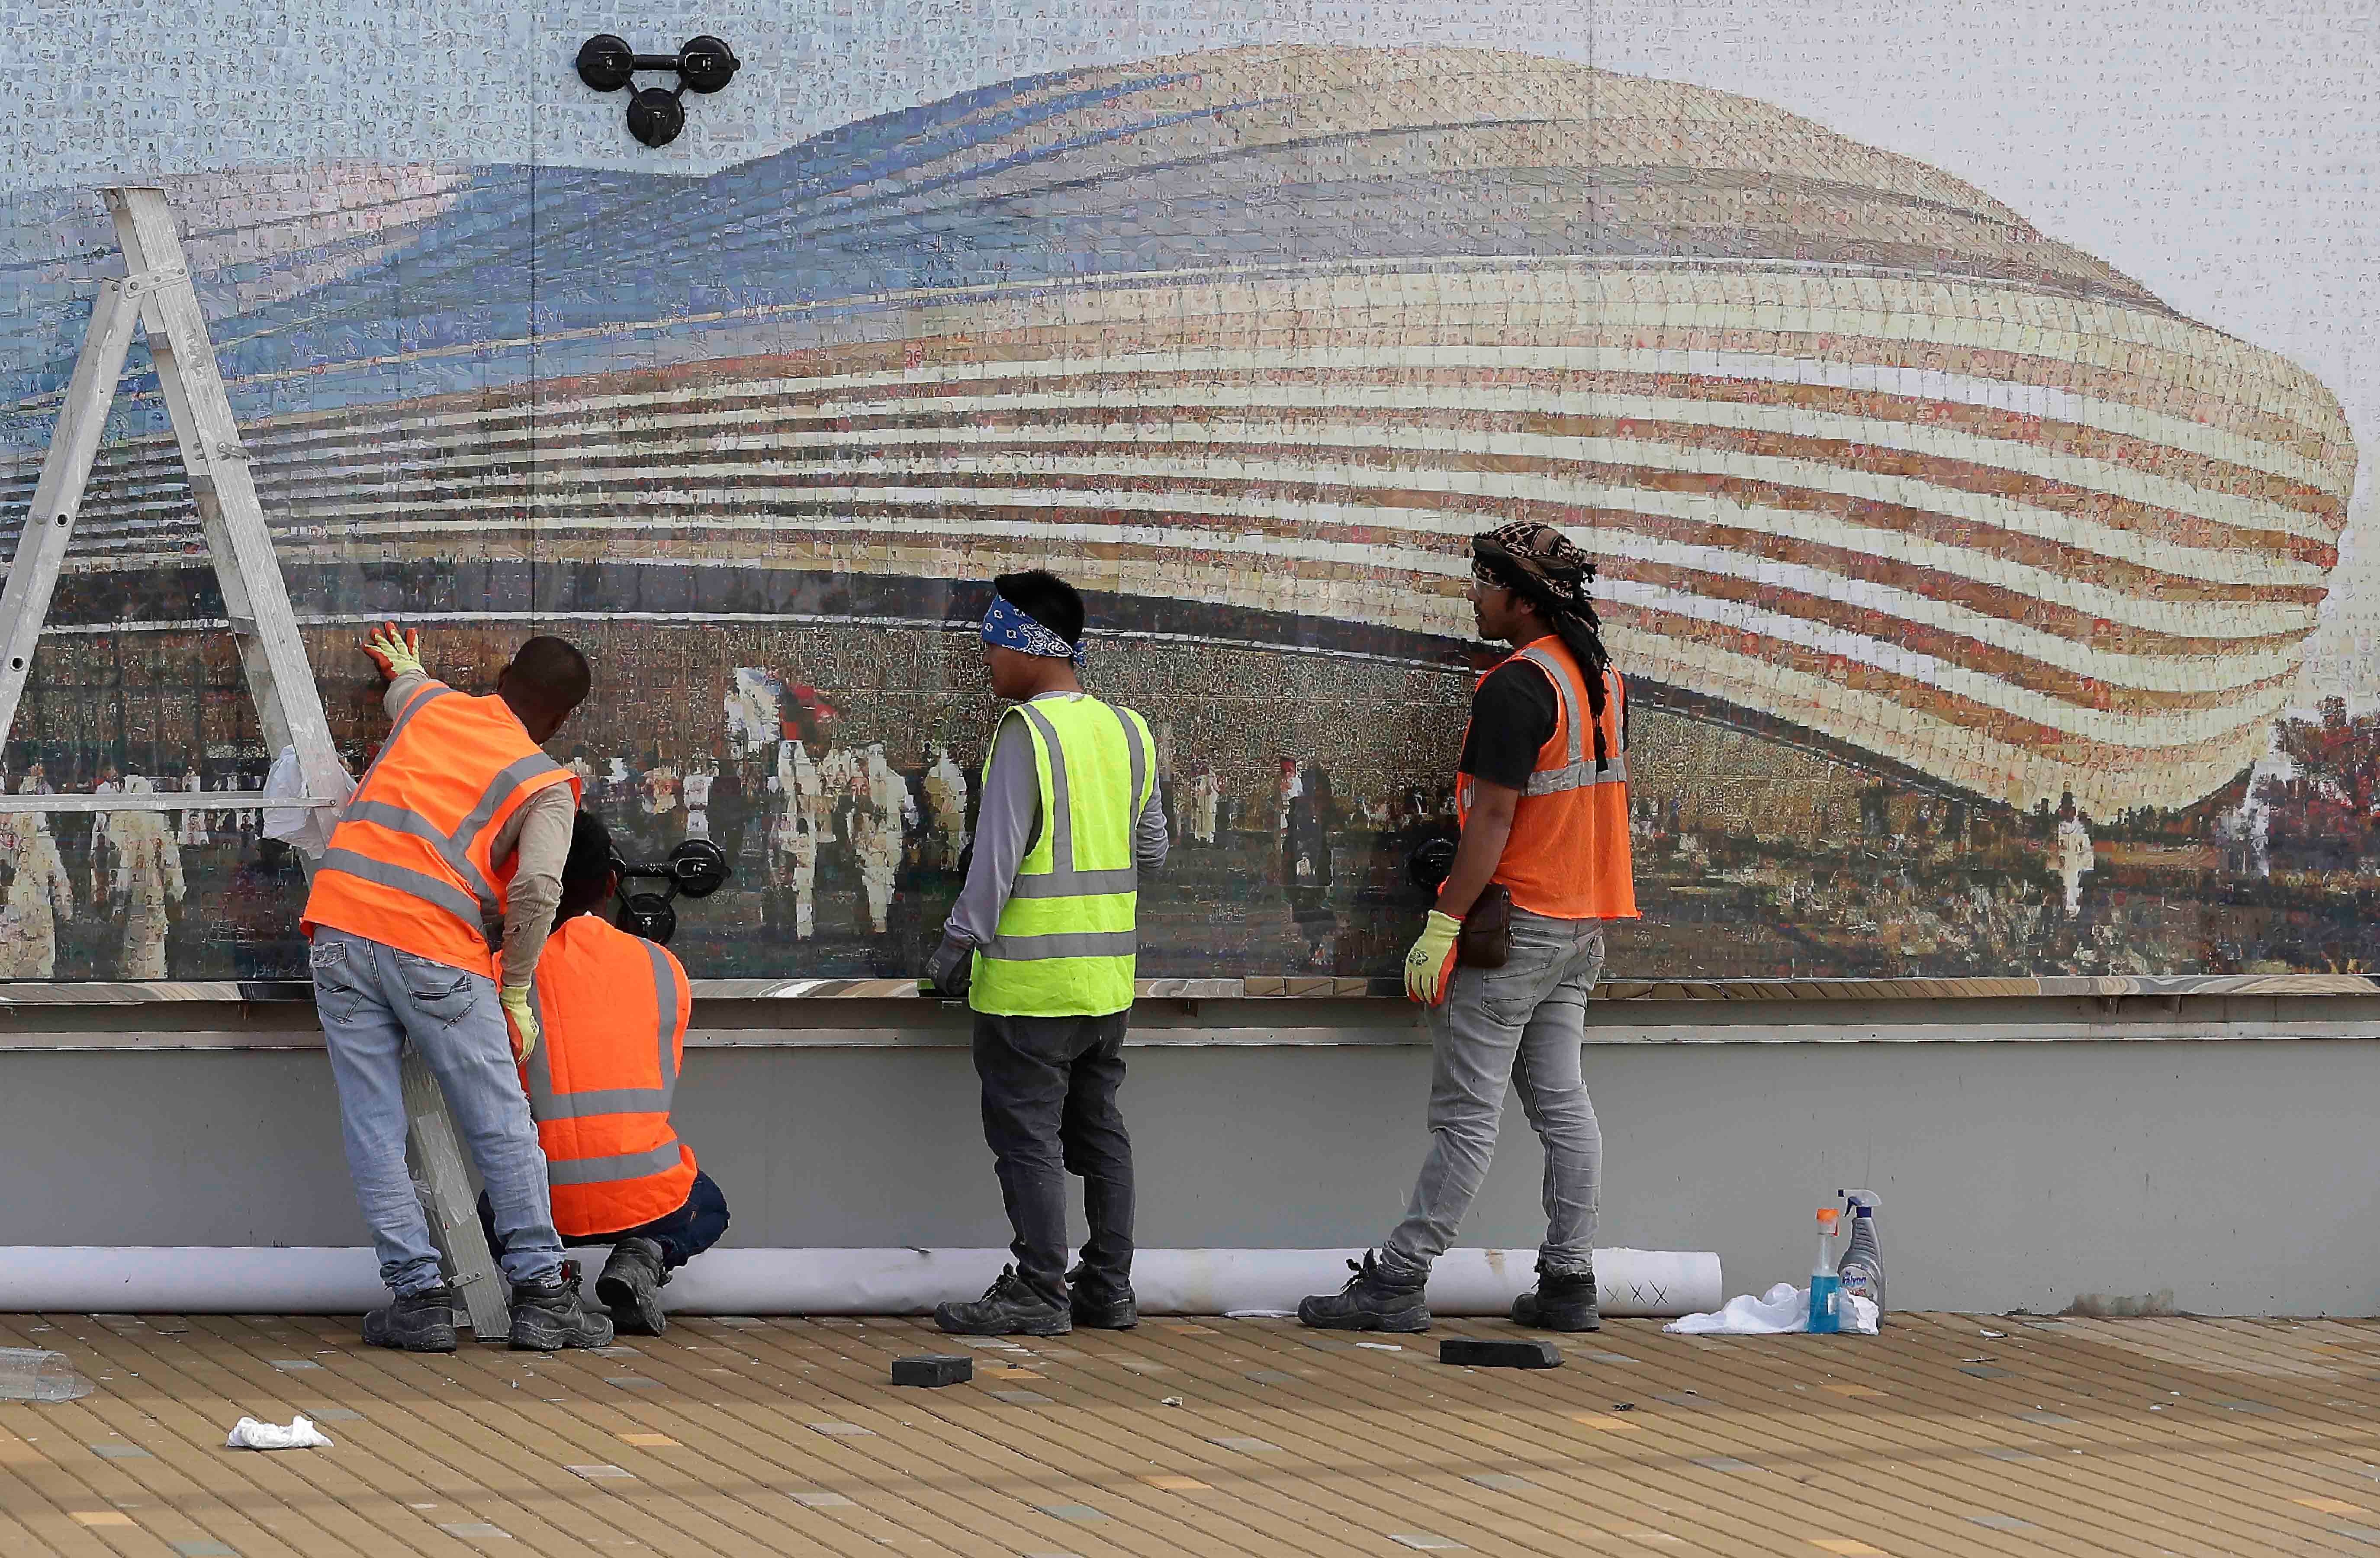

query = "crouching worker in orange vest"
[304,624,614,1354]
[481,812,726,1336]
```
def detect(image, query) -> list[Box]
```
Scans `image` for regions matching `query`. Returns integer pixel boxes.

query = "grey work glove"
[924,932,974,998]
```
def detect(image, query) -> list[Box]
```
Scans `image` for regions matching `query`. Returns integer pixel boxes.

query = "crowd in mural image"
[0,656,1438,982]
[7,678,2376,985]
[0,762,259,979]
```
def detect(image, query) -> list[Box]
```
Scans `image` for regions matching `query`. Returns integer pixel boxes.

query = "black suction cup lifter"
[1408,834,1458,895]
[576,33,740,148]
[612,840,733,944]
[575,35,635,93]
[618,890,678,944]
[627,85,686,148]
[666,838,729,898]
[679,36,740,93]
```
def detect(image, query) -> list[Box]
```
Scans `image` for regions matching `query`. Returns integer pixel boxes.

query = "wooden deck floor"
[3,1309,2377,1556]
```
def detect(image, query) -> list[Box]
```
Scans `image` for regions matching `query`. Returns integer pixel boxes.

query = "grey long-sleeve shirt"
[382,669,575,989]
[942,693,1170,952]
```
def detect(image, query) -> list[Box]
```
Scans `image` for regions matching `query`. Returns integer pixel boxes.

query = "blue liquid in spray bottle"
[1807,1206,1844,1335]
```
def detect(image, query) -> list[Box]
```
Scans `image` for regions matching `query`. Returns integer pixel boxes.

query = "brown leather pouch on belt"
[1457,884,1513,968]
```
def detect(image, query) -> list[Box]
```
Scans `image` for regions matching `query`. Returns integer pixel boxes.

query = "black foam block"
[892,1354,975,1387]
[1440,1337,1563,1369]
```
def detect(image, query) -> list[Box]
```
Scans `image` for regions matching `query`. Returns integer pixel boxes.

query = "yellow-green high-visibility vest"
[969,693,1156,1018]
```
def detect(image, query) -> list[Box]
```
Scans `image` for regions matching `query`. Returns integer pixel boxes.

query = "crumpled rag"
[225,1414,334,1451]
[1664,1281,1880,1336]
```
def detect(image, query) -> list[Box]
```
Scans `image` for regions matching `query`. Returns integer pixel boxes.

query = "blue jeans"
[479,1169,731,1273]
[1381,909,1606,1282]
[310,927,564,1296]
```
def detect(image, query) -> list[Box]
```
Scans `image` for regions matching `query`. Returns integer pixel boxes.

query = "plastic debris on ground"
[0,1347,92,1402]
[226,1415,334,1450]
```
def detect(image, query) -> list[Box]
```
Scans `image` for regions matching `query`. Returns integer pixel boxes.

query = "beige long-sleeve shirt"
[383,670,574,990]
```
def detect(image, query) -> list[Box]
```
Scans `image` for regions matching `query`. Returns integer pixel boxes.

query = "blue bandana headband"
[981,591,1084,665]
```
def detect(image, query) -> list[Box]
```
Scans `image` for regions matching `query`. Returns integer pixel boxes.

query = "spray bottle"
[1807,1206,1844,1335]
[1835,1188,1885,1320]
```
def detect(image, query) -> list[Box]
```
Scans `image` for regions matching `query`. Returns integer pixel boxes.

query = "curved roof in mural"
[2,45,2173,438]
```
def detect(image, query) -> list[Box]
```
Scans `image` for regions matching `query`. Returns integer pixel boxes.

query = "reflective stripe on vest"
[1454,638,1639,921]
[524,936,679,1121]
[302,680,579,975]
[514,917,695,1235]
[1510,647,1629,794]
[971,695,1153,1016]
[1002,700,1147,905]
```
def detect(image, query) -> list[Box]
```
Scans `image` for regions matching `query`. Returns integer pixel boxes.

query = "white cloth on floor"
[1664,1281,1879,1335]
[225,1414,334,1450]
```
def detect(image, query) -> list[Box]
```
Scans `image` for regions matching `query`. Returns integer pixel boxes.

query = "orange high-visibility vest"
[302,680,582,977]
[509,914,697,1236]
[1456,635,1639,921]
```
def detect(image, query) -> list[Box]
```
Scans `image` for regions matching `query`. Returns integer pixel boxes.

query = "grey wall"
[5,1000,2377,1316]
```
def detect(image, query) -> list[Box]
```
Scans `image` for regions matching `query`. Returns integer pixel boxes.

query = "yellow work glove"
[499,984,539,1064]
[1402,910,1464,1006]
[361,621,424,682]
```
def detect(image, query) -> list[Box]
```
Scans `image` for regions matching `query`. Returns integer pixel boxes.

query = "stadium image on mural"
[0,46,2360,984]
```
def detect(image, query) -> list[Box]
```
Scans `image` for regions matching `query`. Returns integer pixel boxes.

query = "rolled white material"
[0,1248,387,1313]
[0,1246,1721,1318]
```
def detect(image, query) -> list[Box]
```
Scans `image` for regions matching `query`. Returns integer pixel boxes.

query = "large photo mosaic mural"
[0,29,2369,983]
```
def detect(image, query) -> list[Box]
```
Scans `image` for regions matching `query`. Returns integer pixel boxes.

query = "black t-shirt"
[1457,659,1560,792]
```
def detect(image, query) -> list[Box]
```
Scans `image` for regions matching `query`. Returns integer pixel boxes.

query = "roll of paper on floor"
[1440,1337,1562,1369]
[892,1355,974,1387]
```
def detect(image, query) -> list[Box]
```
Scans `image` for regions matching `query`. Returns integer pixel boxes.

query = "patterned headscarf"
[1470,520,1616,767]
[981,590,1084,665]
[1471,520,1598,613]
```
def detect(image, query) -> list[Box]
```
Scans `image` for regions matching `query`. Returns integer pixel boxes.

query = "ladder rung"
[0,792,333,813]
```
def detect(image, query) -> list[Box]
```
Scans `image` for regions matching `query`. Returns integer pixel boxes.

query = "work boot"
[1297,1251,1431,1333]
[508,1262,615,1351]
[934,1265,1071,1336]
[362,1285,458,1353]
[1511,1260,1601,1332]
[595,1238,670,1337]
[1066,1264,1139,1330]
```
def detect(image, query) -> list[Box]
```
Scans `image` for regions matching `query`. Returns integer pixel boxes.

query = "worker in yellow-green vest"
[924,570,1169,1336]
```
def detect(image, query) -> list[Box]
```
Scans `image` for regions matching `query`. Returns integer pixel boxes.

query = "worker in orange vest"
[304,624,614,1354]
[1302,522,1635,1335]
[482,812,728,1336]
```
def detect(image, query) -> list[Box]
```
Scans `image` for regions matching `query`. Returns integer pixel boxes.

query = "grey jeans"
[1381,908,1606,1282]
[310,927,564,1296]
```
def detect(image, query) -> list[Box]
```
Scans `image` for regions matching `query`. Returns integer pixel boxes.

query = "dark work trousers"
[973,1010,1135,1304]
[479,1168,731,1274]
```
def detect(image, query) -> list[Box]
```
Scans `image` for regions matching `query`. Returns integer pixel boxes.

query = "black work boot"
[508,1262,616,1351]
[1297,1251,1431,1333]
[1511,1260,1601,1332]
[363,1285,458,1353]
[1066,1263,1139,1330]
[934,1265,1071,1336]
[595,1237,670,1337]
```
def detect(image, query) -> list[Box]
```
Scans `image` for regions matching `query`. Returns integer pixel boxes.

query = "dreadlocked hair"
[1547,601,1615,771]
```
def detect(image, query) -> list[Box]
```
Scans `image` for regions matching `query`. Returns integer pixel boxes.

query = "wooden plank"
[270,1313,886,1558]
[12,1310,2380,1555]
[0,1313,441,1558]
